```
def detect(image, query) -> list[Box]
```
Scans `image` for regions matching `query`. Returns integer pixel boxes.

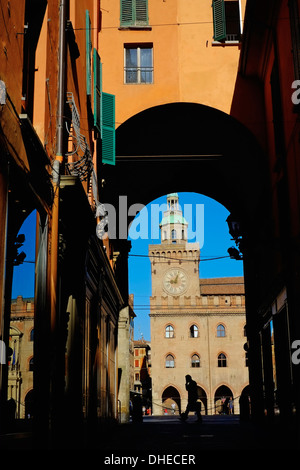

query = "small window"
[191,354,200,368]
[217,324,226,337]
[190,324,199,338]
[212,0,241,42]
[165,325,175,338]
[171,229,177,239]
[124,45,153,84]
[29,357,34,372]
[165,354,175,368]
[218,353,227,367]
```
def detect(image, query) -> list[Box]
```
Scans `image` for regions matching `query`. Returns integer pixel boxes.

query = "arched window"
[171,229,177,239]
[191,354,200,368]
[165,354,175,368]
[30,328,34,342]
[190,324,199,338]
[165,325,175,338]
[217,353,227,367]
[217,324,226,337]
[29,357,34,372]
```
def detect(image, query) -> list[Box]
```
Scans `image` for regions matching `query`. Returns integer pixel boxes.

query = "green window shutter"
[86,10,92,95]
[212,0,226,41]
[120,0,148,26]
[120,0,133,26]
[93,48,102,134]
[136,0,148,25]
[101,92,115,165]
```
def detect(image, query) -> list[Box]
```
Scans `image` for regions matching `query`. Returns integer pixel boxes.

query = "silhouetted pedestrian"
[181,375,202,422]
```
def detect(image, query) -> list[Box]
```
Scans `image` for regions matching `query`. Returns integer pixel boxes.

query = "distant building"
[133,339,152,413]
[9,296,34,419]
[150,194,249,416]
[118,294,135,423]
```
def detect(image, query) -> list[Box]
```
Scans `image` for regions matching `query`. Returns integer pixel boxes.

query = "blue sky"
[128,192,244,341]
[11,210,37,299]
[11,192,244,341]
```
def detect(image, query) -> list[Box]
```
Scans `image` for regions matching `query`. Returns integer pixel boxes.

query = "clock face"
[163,269,188,295]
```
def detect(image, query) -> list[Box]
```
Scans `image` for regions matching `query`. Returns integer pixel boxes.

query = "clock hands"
[170,273,179,284]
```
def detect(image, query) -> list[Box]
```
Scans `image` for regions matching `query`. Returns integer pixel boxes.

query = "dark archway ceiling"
[101,102,267,224]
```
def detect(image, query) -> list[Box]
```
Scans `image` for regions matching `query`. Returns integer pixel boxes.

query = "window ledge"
[119,26,152,31]
[212,40,241,47]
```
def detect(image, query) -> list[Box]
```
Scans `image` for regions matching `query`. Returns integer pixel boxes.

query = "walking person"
[180,375,202,422]
[229,397,234,415]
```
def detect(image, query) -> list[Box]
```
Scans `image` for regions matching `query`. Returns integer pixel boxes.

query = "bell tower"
[160,193,188,244]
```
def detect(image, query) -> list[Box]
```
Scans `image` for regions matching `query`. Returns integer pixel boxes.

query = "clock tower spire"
[160,193,188,245]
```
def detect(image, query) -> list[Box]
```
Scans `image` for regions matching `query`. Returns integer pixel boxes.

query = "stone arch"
[162,385,181,415]
[214,384,234,414]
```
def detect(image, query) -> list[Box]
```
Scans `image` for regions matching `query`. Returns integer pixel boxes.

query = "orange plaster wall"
[99,0,246,128]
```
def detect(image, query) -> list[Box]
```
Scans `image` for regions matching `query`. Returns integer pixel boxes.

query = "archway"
[162,386,181,415]
[103,101,267,424]
[214,385,234,414]
[102,102,266,223]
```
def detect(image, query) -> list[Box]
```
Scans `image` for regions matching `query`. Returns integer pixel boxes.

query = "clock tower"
[149,193,200,310]
[149,194,248,417]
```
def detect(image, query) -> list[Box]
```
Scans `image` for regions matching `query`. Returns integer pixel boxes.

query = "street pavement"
[99,413,299,455]
[1,413,299,453]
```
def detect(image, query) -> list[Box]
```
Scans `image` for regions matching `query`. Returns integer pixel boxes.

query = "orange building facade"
[0,0,128,448]
[230,0,300,434]
[99,0,246,126]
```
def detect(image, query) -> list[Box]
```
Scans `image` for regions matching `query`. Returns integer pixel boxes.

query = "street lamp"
[226,214,243,260]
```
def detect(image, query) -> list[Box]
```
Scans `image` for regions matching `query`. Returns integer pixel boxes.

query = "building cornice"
[149,309,245,317]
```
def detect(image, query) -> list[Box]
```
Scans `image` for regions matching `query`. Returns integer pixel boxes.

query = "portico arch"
[102,101,269,423]
[102,102,267,226]
[162,385,181,415]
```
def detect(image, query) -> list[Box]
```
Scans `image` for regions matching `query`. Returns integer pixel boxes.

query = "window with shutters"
[120,0,149,28]
[93,49,116,165]
[101,92,116,165]
[212,0,241,43]
[93,48,102,134]
[124,44,153,84]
